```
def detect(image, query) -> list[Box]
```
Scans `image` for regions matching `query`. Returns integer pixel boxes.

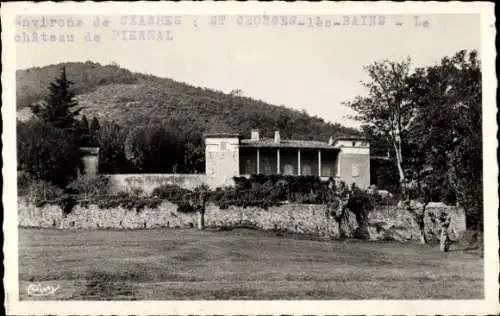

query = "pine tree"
[30,67,82,130]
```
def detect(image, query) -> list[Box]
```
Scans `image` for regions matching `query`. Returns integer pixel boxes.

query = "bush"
[211,175,336,209]
[67,175,110,200]
[22,179,64,204]
[151,184,193,203]
[151,184,199,213]
[347,184,374,225]
[95,192,162,213]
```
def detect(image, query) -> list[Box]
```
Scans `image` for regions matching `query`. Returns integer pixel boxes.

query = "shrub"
[67,175,110,200]
[151,184,193,203]
[95,192,162,213]
[347,184,374,225]
[150,184,200,213]
[23,179,64,204]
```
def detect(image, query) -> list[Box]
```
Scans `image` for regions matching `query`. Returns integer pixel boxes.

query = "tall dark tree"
[98,121,129,173]
[407,50,482,230]
[184,142,205,173]
[76,115,91,147]
[89,117,101,147]
[30,67,82,130]
[124,122,185,173]
[17,120,83,186]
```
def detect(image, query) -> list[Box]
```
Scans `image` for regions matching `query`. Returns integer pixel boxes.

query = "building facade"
[204,129,370,188]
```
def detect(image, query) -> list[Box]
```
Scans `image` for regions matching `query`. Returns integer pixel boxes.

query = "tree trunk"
[439,229,450,252]
[393,136,406,192]
[197,193,207,230]
[407,201,427,244]
[197,209,205,230]
[439,214,451,252]
[417,214,427,244]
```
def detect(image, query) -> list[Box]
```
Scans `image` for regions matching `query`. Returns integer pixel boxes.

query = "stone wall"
[18,200,466,242]
[367,203,466,241]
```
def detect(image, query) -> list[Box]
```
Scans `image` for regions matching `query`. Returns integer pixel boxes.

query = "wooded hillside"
[17,61,359,141]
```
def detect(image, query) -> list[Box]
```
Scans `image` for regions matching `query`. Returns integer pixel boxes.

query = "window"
[220,141,227,151]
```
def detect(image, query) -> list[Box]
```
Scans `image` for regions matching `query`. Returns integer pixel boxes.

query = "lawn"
[19,227,483,300]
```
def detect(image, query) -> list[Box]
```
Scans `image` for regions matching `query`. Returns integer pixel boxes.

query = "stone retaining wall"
[17,200,466,242]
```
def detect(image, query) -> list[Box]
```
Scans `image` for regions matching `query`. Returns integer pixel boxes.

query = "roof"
[240,138,340,150]
[80,147,99,155]
[203,133,241,139]
[333,136,367,142]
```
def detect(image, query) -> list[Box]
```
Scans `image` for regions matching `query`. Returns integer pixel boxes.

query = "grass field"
[19,227,483,300]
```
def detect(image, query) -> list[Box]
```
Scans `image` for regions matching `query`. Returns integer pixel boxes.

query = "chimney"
[250,129,260,141]
[328,136,334,146]
[274,131,281,143]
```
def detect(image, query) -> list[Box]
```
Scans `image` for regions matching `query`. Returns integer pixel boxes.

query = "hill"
[16,61,360,141]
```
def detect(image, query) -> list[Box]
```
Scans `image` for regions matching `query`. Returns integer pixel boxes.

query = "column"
[256,148,260,174]
[297,149,301,176]
[277,148,281,174]
[318,150,322,177]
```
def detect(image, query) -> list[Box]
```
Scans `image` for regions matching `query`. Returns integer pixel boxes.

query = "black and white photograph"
[2,2,498,315]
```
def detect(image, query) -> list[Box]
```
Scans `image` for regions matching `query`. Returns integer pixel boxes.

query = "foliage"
[347,50,482,231]
[29,67,82,131]
[151,184,193,202]
[20,179,64,204]
[184,142,205,173]
[17,120,83,186]
[407,50,482,229]
[89,117,101,147]
[67,175,110,200]
[344,57,414,189]
[94,192,162,213]
[212,175,344,210]
[124,123,184,172]
[370,159,401,195]
[98,121,131,173]
[449,137,482,230]
[17,62,138,110]
[151,184,196,213]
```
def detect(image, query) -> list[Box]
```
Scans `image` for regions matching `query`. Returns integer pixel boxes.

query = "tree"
[345,58,415,192]
[89,117,101,147]
[29,67,82,131]
[98,121,129,173]
[75,115,91,147]
[184,142,205,173]
[407,50,482,230]
[124,123,185,173]
[17,120,83,186]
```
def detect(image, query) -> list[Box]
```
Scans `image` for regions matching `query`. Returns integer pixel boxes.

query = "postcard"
[2,1,498,315]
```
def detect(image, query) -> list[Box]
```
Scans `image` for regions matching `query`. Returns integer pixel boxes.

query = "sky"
[15,14,481,128]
